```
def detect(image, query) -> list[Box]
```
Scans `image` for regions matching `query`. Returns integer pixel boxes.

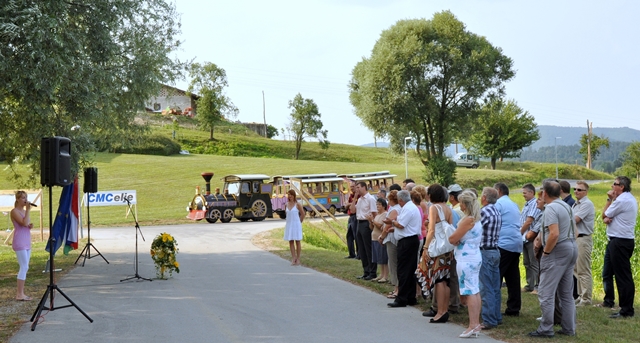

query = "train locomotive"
[187,172,273,223]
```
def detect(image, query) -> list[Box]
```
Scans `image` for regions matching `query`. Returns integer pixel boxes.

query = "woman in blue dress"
[449,190,483,338]
[283,190,305,265]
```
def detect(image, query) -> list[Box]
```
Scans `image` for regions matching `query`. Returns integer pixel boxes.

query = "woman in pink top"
[11,191,33,301]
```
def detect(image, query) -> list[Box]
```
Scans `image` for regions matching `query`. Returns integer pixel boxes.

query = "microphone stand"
[120,198,151,282]
[75,192,109,266]
[30,185,93,330]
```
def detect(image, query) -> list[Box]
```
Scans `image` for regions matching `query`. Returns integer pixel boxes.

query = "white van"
[453,153,480,169]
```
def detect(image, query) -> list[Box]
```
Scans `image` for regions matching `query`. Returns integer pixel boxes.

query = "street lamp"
[555,136,562,179]
[404,137,411,179]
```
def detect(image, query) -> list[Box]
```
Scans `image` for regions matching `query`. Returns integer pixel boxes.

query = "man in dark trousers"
[355,181,377,280]
[345,182,359,259]
[602,176,638,318]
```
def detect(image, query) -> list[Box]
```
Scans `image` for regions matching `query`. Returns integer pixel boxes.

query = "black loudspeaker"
[40,137,72,187]
[84,167,98,193]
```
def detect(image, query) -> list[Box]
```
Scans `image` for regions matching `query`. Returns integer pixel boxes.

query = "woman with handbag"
[449,190,483,338]
[421,184,454,323]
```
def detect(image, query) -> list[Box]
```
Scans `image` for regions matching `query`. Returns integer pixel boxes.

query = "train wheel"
[277,212,286,219]
[251,200,268,218]
[205,208,221,223]
[220,209,234,223]
[328,206,336,216]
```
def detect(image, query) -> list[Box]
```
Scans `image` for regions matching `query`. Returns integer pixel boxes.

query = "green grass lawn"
[0,152,586,229]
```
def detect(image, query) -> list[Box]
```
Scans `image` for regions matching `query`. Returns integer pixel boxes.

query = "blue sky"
[172,0,639,146]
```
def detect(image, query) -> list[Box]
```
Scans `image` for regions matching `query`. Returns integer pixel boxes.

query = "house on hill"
[146,84,199,116]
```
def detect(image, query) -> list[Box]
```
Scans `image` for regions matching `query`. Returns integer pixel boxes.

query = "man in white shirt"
[355,181,378,281]
[601,176,638,318]
[384,190,421,307]
[520,183,541,294]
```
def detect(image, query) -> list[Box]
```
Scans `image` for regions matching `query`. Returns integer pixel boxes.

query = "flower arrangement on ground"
[150,232,180,279]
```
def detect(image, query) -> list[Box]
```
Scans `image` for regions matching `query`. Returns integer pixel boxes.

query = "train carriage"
[270,173,347,219]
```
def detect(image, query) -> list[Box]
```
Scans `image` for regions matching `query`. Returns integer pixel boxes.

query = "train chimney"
[201,172,214,195]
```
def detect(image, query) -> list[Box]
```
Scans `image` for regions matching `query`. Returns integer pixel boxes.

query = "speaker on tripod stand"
[31,137,92,331]
[75,167,108,266]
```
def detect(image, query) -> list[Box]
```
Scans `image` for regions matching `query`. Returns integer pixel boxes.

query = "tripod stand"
[75,194,108,266]
[120,199,151,282]
[30,185,93,330]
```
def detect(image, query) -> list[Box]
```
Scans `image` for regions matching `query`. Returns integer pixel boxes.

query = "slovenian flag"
[46,177,79,255]
[64,178,79,255]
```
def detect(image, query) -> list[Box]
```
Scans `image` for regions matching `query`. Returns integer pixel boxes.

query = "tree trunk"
[491,157,497,170]
[209,126,214,140]
[295,139,301,160]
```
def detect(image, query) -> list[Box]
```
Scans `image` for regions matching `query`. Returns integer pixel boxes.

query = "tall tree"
[617,141,640,182]
[465,99,540,169]
[287,93,327,160]
[349,11,514,184]
[187,62,238,140]
[0,0,184,186]
[579,132,609,168]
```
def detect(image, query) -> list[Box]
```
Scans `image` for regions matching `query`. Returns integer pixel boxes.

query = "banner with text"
[85,190,137,207]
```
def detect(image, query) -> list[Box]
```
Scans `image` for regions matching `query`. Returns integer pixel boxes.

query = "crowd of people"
[342,176,638,338]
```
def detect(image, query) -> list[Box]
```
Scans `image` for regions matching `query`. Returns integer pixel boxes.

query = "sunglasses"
[613,182,621,186]
[573,188,585,192]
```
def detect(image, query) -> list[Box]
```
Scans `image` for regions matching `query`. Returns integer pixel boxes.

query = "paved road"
[11,221,503,343]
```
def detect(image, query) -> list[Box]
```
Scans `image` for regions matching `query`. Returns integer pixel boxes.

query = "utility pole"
[586,120,593,169]
[262,91,267,138]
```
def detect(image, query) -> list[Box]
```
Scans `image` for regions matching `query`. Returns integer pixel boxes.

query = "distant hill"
[531,125,640,149]
[363,126,640,150]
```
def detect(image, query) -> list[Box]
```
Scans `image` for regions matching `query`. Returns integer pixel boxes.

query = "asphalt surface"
[10,220,503,343]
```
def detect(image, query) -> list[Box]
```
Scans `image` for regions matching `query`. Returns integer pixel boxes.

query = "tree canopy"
[187,62,238,140]
[0,0,184,186]
[579,133,610,168]
[287,93,327,160]
[617,141,640,182]
[349,11,514,184]
[465,99,540,169]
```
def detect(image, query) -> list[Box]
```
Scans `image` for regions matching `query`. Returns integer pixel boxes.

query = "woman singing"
[11,191,33,301]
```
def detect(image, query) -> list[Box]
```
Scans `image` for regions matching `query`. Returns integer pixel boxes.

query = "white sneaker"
[536,316,542,321]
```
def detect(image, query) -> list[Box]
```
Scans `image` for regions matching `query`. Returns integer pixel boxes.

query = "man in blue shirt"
[494,182,522,317]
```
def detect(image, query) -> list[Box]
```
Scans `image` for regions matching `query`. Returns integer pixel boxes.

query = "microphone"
[29,202,37,207]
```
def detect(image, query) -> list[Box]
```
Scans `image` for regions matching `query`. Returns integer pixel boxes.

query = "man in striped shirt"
[520,183,541,294]
[479,187,502,329]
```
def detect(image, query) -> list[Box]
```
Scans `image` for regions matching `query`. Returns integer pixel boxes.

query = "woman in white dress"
[449,190,483,338]
[283,190,305,265]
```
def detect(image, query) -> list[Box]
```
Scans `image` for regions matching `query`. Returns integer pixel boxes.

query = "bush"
[423,155,457,186]
[119,134,181,156]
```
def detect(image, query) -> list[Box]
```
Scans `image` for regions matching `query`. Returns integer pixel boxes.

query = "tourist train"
[186,171,396,223]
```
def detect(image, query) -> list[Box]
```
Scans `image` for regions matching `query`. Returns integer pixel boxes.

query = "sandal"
[377,278,388,283]
[386,293,397,299]
[16,296,32,301]
[594,303,614,308]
